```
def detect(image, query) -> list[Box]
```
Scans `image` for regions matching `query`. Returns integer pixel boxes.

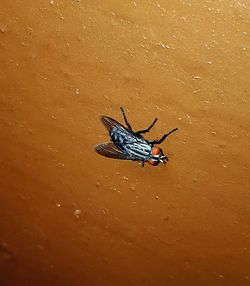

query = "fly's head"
[147,146,168,166]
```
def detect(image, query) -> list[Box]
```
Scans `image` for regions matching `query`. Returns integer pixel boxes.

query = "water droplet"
[193,89,201,94]
[102,208,108,215]
[192,75,202,80]
[130,185,136,191]
[179,16,187,22]
[74,209,81,218]
[186,114,192,124]
[111,186,120,193]
[0,26,6,33]
[160,43,171,49]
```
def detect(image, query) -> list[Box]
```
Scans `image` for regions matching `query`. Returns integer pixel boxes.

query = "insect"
[95,107,178,167]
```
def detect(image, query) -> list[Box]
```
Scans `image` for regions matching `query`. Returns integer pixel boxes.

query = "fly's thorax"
[110,127,147,160]
[110,127,134,145]
[124,141,152,160]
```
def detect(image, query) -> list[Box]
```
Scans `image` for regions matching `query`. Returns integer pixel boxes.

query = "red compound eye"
[151,147,161,156]
[148,159,160,166]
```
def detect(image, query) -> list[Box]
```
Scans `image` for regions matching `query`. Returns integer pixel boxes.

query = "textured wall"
[0,1,250,285]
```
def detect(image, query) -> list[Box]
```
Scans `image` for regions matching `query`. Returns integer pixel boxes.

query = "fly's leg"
[135,118,158,135]
[149,128,178,144]
[141,161,145,167]
[120,107,133,131]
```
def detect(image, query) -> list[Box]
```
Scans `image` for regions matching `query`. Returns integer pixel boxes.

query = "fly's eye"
[151,147,161,156]
[148,159,159,166]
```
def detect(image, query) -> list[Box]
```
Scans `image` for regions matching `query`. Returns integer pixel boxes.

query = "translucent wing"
[95,142,130,160]
[101,116,131,134]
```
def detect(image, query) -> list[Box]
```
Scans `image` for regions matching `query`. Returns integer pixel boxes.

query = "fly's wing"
[95,142,130,160]
[101,116,132,135]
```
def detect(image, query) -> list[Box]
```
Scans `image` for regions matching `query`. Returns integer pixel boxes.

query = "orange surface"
[0,1,250,285]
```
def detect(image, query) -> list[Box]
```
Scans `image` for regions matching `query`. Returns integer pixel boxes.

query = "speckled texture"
[0,1,250,285]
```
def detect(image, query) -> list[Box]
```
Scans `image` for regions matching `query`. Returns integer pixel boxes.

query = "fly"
[95,107,178,167]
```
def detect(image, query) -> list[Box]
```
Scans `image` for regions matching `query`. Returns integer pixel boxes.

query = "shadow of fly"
[95,107,178,167]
